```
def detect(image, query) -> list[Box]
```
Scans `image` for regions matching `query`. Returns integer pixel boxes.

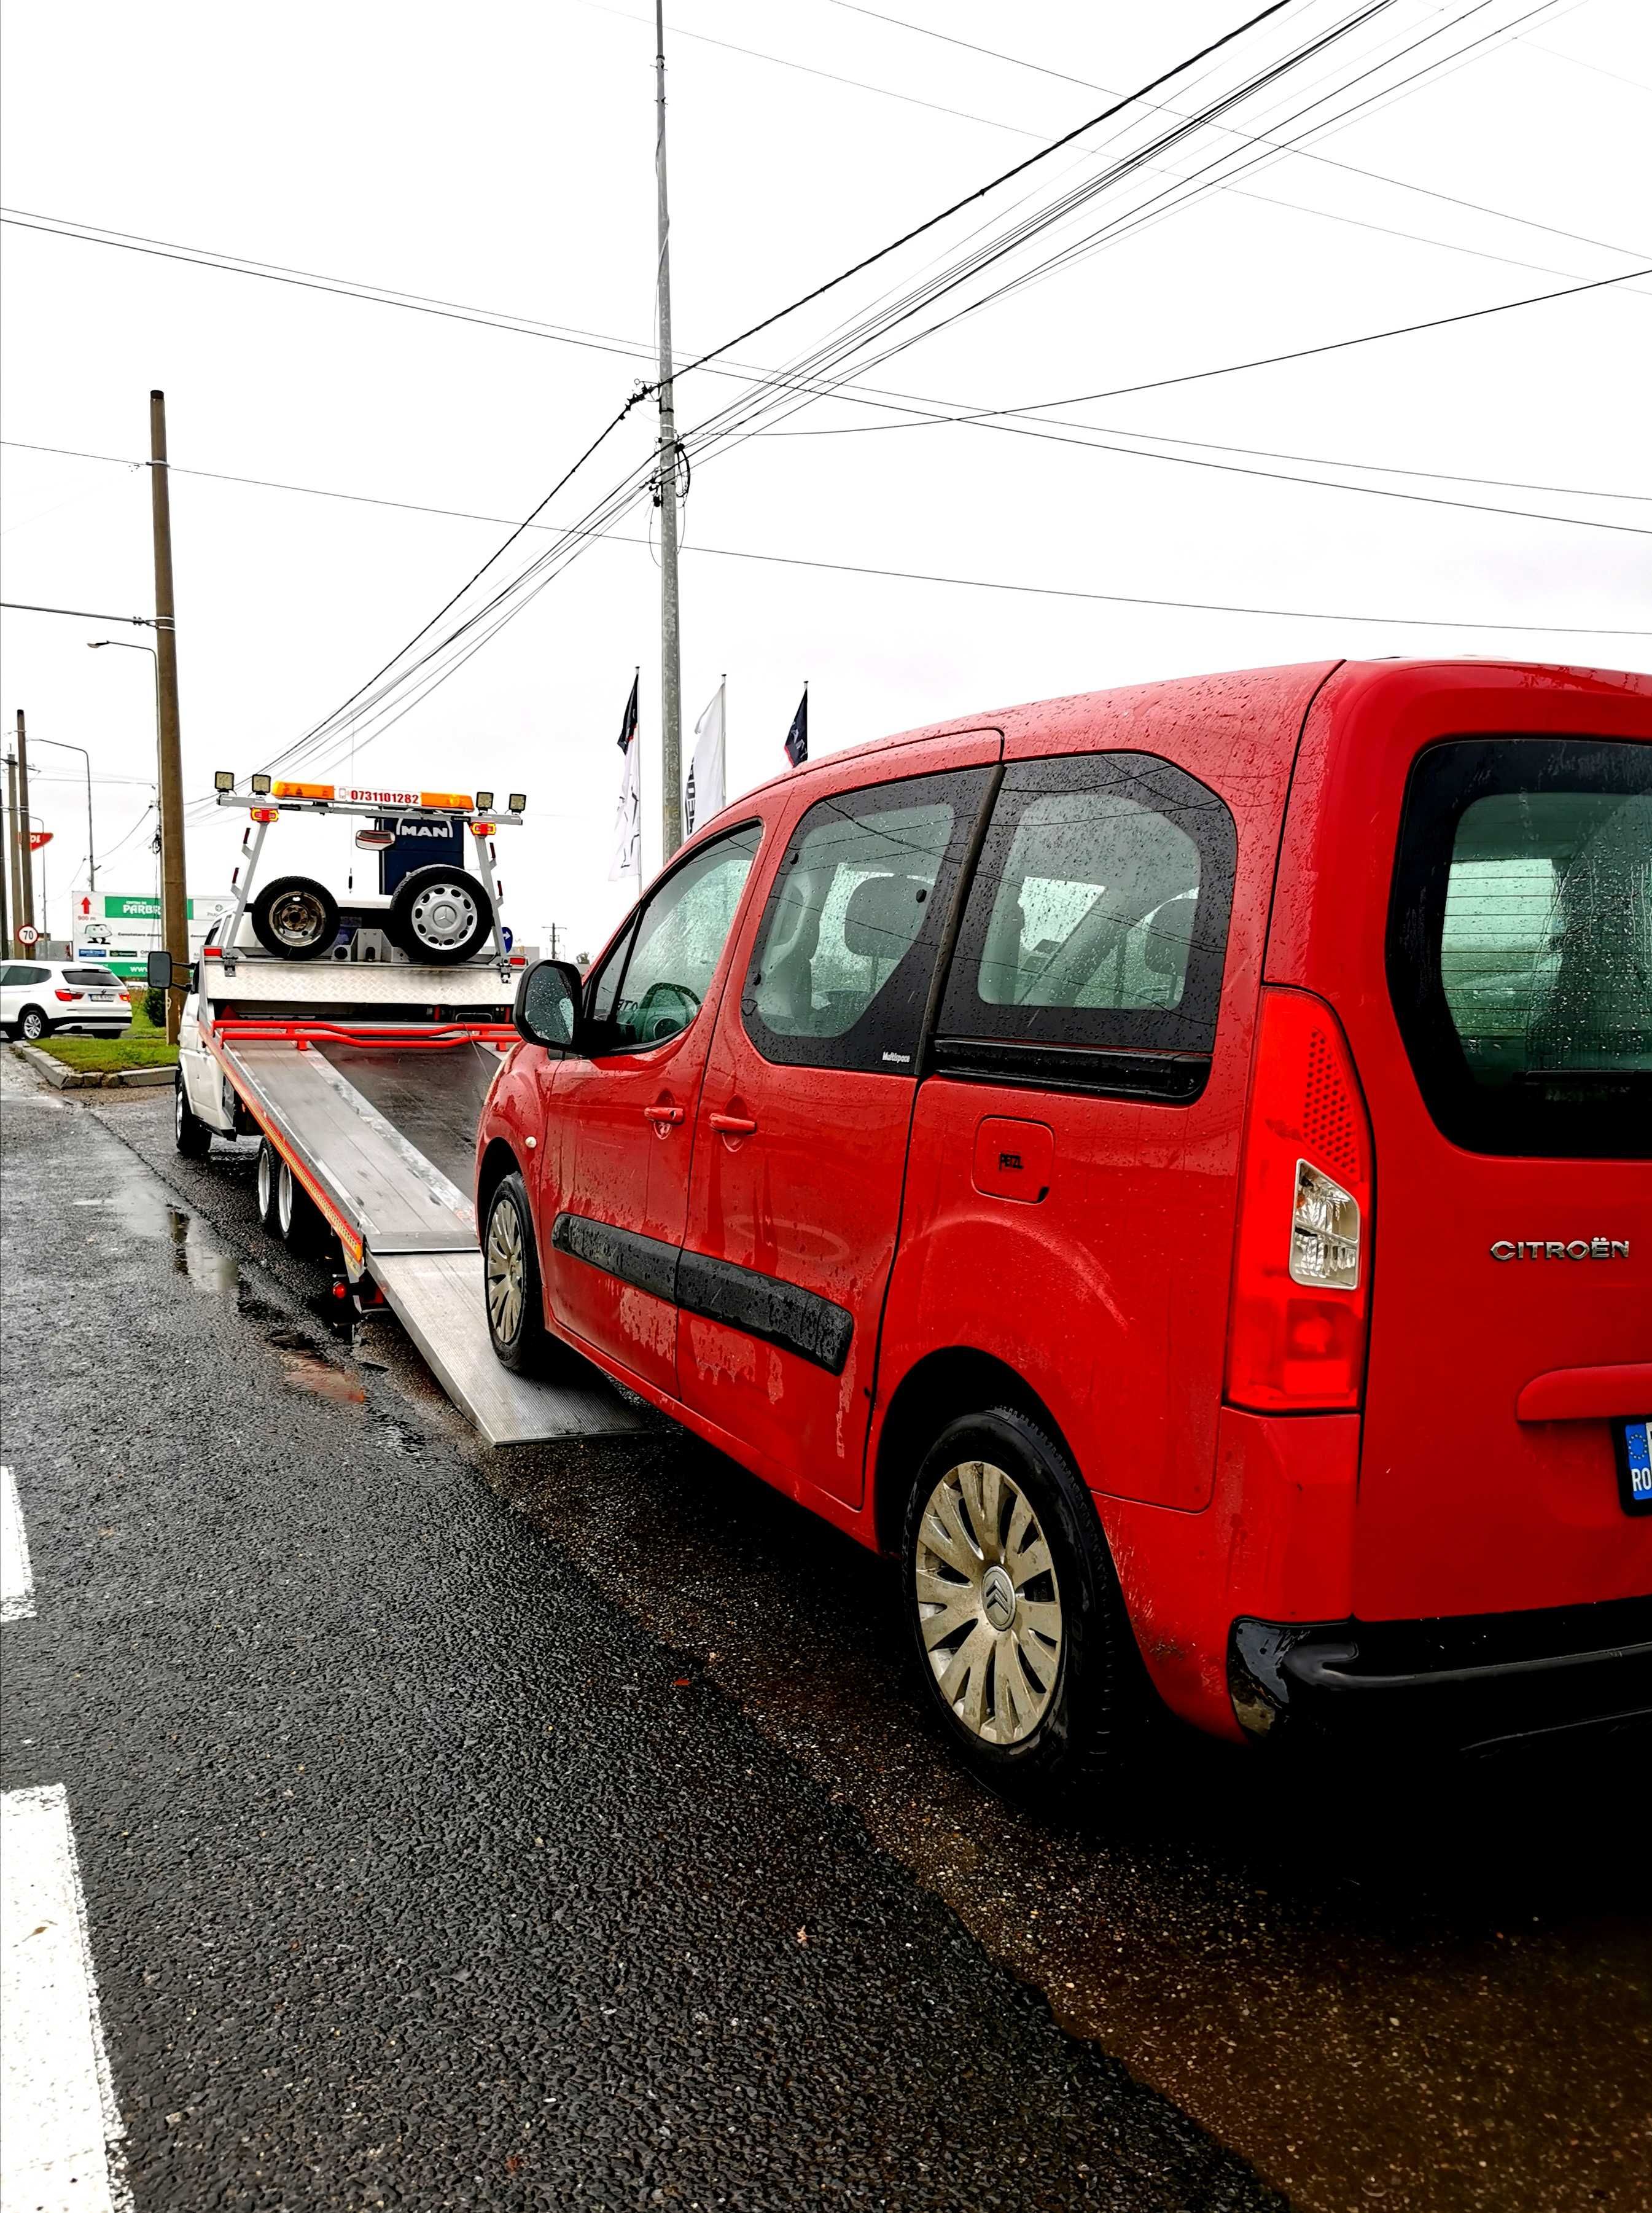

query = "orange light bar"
[271,779,333,800]
[249,806,279,822]
[419,789,473,810]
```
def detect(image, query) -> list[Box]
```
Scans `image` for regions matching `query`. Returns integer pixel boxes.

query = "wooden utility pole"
[149,391,189,1041]
[654,0,683,862]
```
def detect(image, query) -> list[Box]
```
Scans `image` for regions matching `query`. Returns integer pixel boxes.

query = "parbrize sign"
[101,894,234,921]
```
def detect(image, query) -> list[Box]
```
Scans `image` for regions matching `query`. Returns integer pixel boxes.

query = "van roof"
[711,659,1649,830]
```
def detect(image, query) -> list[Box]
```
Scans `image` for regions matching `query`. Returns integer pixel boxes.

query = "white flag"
[683,681,726,838]
[609,674,641,881]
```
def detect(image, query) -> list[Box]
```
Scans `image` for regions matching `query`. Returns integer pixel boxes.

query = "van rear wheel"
[902,1407,1139,1808]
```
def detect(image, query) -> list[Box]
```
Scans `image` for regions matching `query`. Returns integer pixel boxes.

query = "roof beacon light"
[214,770,235,792]
[271,779,333,801]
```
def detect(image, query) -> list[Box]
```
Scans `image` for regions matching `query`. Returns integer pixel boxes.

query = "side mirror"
[513,958,586,1053]
[146,948,174,989]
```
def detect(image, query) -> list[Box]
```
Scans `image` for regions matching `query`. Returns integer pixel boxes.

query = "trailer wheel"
[387,866,493,965]
[255,1137,279,1228]
[174,1072,211,1158]
[251,876,340,961]
[483,1172,553,1373]
[275,1156,324,1252]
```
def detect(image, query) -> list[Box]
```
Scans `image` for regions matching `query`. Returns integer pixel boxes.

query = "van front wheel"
[901,1407,1139,1808]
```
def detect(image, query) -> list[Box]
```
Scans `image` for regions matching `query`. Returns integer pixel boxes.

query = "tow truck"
[152,771,641,1446]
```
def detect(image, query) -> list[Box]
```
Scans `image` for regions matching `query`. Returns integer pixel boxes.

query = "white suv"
[1,962,133,1041]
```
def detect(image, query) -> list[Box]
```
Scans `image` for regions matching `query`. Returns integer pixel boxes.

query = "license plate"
[92,991,115,1001]
[1617,1418,1652,1516]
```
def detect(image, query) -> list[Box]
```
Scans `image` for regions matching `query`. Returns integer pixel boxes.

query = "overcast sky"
[3,0,1648,957]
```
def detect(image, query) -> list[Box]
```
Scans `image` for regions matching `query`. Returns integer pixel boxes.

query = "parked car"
[476,660,1651,1802]
[1,961,133,1041]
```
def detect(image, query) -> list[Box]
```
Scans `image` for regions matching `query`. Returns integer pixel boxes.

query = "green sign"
[103,894,219,920]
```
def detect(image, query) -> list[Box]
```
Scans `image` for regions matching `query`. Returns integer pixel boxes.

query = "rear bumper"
[1229,1593,1652,1753]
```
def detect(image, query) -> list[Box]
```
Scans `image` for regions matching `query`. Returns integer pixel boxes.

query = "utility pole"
[149,391,189,1042]
[14,711,37,943]
[654,0,683,862]
[1,751,10,953]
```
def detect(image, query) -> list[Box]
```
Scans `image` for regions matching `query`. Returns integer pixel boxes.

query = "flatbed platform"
[208,1028,645,1447]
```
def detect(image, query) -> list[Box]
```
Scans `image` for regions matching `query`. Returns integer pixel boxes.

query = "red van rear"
[478,660,1651,1803]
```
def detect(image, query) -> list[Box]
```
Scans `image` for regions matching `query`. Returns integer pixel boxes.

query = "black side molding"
[930,1035,1209,1103]
[677,1249,854,1376]
[550,1212,854,1376]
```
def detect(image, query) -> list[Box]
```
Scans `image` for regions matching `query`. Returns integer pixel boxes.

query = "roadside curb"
[7,1044,175,1091]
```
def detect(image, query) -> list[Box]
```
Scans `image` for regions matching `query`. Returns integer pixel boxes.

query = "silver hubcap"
[23,1012,42,1039]
[410,881,478,950]
[269,891,327,948]
[277,1161,294,1236]
[176,1085,185,1133]
[914,1459,1064,1746]
[257,1144,274,1217]
[486,1196,525,1343]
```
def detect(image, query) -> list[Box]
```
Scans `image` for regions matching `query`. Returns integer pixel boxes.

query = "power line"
[824,0,1648,262]
[666,0,1302,385]
[784,262,1651,432]
[10,425,1645,547]
[0,599,163,626]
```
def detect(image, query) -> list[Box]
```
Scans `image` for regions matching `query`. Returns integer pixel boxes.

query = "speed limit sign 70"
[16,924,39,946]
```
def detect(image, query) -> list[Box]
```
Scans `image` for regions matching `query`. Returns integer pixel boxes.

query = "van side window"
[598,823,762,1052]
[937,753,1237,1096]
[741,767,994,1074]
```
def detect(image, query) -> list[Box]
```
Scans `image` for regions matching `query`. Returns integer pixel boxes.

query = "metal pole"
[0,752,11,951]
[3,752,17,951]
[655,0,683,862]
[15,710,36,939]
[149,391,189,1043]
[27,738,96,897]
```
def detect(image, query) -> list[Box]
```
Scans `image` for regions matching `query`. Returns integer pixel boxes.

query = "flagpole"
[655,0,684,861]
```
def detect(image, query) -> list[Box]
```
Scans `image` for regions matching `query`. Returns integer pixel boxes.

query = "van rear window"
[1388,738,1650,1159]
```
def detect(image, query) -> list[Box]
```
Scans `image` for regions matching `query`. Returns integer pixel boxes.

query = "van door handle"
[709,1112,758,1135]
[642,1103,685,1126]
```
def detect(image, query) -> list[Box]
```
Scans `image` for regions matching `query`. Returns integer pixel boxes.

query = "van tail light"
[1226,986,1373,1413]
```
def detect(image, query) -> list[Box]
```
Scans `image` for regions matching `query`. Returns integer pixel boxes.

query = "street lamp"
[87,636,162,944]
[26,736,98,916]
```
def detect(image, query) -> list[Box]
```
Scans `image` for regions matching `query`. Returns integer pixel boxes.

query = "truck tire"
[900,1406,1144,1809]
[174,1071,212,1158]
[483,1171,553,1373]
[255,1137,280,1228]
[387,866,493,966]
[275,1156,325,1253]
[251,876,340,961]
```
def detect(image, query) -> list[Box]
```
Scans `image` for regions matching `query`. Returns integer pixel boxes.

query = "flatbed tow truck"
[157,773,641,1447]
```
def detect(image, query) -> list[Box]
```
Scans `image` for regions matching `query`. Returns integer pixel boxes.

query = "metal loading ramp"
[372,1251,648,1446]
[216,1034,645,1448]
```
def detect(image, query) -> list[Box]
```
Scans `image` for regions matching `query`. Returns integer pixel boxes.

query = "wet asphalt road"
[3,1055,1649,2213]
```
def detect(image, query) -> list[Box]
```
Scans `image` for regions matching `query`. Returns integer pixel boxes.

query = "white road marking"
[1,1466,33,1622]
[1,1786,131,2213]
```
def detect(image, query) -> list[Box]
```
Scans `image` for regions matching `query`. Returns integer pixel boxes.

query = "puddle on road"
[92,1182,242,1296]
[279,1349,367,1405]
